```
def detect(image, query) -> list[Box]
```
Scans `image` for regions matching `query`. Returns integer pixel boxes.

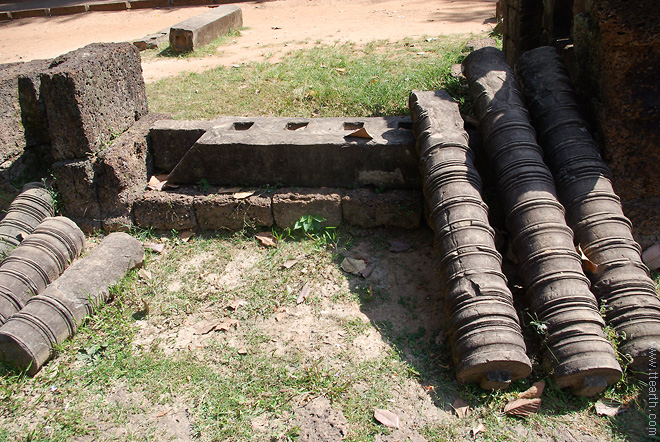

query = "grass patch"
[147,35,472,120]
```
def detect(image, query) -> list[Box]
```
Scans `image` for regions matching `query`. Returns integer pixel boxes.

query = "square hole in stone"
[233,121,254,130]
[286,122,309,131]
[343,122,364,130]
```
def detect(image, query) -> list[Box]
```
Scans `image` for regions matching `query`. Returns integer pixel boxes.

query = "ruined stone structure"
[500,0,660,247]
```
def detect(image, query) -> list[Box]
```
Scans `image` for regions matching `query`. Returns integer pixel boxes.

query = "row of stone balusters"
[515,46,660,374]
[461,47,622,396]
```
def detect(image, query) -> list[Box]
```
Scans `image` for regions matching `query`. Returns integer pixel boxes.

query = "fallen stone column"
[463,47,621,396]
[515,46,660,373]
[0,232,144,375]
[409,90,531,389]
[0,182,54,257]
[0,217,84,325]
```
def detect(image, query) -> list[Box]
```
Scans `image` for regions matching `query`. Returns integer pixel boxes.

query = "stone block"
[0,60,52,190]
[133,190,197,231]
[169,5,242,52]
[166,116,420,189]
[149,119,213,172]
[342,188,423,229]
[11,9,48,19]
[97,113,170,231]
[88,2,130,11]
[40,43,148,161]
[50,5,87,16]
[272,188,342,229]
[129,0,170,9]
[52,158,101,232]
[0,12,11,21]
[194,191,273,230]
[133,31,169,51]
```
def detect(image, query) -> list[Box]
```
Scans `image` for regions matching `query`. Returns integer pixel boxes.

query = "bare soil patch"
[0,0,497,81]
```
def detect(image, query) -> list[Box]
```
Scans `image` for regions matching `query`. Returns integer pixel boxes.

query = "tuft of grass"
[147,35,473,120]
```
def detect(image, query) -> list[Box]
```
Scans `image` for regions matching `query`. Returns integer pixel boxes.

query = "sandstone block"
[169,5,243,52]
[272,188,342,229]
[342,188,423,229]
[97,113,171,231]
[149,119,213,172]
[166,116,420,189]
[40,43,148,161]
[133,190,197,231]
[194,191,273,230]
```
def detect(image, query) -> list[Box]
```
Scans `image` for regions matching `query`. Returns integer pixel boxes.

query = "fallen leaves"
[518,381,545,399]
[233,190,255,199]
[373,408,399,429]
[137,269,152,281]
[297,284,311,305]
[281,259,298,269]
[470,422,486,438]
[256,232,278,247]
[143,243,165,253]
[595,399,628,416]
[147,174,178,191]
[504,398,542,417]
[345,127,373,139]
[335,67,347,75]
[452,397,470,419]
[193,319,239,335]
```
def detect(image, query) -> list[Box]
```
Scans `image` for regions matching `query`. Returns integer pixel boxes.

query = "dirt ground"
[0,0,497,81]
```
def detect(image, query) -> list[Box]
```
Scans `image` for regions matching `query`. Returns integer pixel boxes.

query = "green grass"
[147,36,472,120]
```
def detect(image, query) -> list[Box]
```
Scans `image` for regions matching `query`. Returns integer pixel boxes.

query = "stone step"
[162,116,421,189]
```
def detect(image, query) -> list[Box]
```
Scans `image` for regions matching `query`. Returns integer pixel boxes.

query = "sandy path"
[0,0,497,81]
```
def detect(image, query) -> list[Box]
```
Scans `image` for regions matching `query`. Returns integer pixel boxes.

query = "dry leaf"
[518,381,545,399]
[233,191,255,199]
[147,174,169,191]
[452,397,470,419]
[194,323,217,335]
[227,299,248,311]
[140,298,149,316]
[179,230,194,242]
[335,67,347,75]
[471,422,486,437]
[138,269,152,280]
[577,244,599,273]
[297,284,311,304]
[144,243,165,253]
[595,399,625,416]
[345,127,373,139]
[373,408,399,429]
[216,319,239,331]
[360,264,375,278]
[504,398,542,417]
[340,257,367,275]
[389,240,411,253]
[237,348,248,355]
[256,232,278,247]
[282,259,298,269]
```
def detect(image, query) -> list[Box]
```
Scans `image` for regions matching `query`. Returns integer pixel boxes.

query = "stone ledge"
[169,5,242,52]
